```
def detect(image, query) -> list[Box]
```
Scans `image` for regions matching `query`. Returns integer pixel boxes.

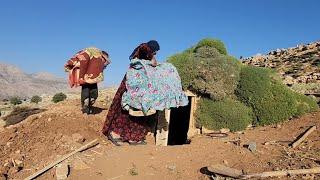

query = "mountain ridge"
[0,62,68,100]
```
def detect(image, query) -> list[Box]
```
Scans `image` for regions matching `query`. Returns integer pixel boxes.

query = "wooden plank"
[207,164,243,178]
[187,96,198,137]
[128,109,156,117]
[24,139,98,180]
[156,109,171,146]
[184,90,196,97]
[291,126,316,148]
[243,167,320,179]
[208,165,320,179]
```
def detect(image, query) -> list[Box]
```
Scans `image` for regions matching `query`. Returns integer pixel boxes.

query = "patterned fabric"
[121,59,189,114]
[64,47,110,88]
[102,77,151,142]
[84,47,105,59]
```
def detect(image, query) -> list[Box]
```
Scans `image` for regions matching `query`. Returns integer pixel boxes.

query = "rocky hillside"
[0,63,68,100]
[242,41,320,86]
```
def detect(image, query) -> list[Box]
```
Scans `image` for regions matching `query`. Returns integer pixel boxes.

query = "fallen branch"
[207,164,243,178]
[242,167,320,179]
[24,139,99,180]
[291,126,316,148]
[207,164,320,179]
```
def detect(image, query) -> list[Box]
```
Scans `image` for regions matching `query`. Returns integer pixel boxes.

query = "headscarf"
[147,40,160,52]
[129,40,160,60]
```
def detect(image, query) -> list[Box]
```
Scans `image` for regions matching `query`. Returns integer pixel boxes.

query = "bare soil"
[0,94,319,180]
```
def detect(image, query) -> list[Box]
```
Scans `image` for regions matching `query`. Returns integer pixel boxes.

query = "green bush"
[236,66,304,125]
[168,38,318,130]
[52,92,67,103]
[10,97,22,105]
[31,95,42,104]
[291,83,320,94]
[294,93,319,116]
[168,50,196,90]
[194,38,228,55]
[196,98,253,132]
[168,46,241,100]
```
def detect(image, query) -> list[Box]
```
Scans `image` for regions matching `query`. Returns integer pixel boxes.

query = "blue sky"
[0,0,319,86]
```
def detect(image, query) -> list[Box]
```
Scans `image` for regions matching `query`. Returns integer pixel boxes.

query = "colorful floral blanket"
[64,47,110,88]
[121,59,189,114]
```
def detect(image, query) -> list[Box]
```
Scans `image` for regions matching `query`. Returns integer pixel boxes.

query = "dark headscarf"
[147,40,160,52]
[129,40,160,60]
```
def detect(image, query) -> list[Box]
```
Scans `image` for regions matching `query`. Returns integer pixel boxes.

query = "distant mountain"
[0,63,68,100]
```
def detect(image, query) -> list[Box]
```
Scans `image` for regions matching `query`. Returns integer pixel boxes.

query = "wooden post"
[243,167,320,179]
[291,126,317,148]
[185,91,199,137]
[208,164,243,178]
[156,109,171,146]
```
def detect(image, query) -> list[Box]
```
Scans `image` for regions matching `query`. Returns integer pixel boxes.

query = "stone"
[71,133,85,143]
[283,76,294,85]
[6,142,13,147]
[223,160,229,165]
[56,163,69,180]
[219,128,230,134]
[13,160,23,169]
[248,142,257,152]
[166,164,176,171]
[47,118,52,122]
[3,161,13,168]
[201,127,215,134]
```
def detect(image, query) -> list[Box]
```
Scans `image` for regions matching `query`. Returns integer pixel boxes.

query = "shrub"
[168,46,241,100]
[10,97,22,105]
[194,38,228,55]
[291,83,320,94]
[31,95,42,104]
[196,98,253,132]
[168,50,195,89]
[294,93,319,117]
[236,66,301,125]
[52,92,67,103]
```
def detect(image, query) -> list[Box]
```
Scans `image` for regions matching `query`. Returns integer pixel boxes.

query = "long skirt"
[102,76,154,142]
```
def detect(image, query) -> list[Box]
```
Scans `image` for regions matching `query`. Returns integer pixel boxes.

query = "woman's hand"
[151,57,158,67]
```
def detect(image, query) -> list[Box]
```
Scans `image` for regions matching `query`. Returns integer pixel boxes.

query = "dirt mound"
[0,100,106,178]
[0,92,320,179]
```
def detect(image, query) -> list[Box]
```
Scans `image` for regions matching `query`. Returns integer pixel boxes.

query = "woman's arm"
[64,58,76,72]
[64,50,85,72]
[151,56,158,67]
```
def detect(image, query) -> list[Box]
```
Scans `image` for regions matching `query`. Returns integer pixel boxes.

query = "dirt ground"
[0,92,320,180]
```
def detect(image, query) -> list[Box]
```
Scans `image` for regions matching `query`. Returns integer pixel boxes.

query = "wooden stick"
[242,167,320,179]
[291,126,316,148]
[208,164,243,178]
[24,139,99,180]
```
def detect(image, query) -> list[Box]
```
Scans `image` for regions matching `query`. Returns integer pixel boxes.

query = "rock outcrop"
[242,41,320,86]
